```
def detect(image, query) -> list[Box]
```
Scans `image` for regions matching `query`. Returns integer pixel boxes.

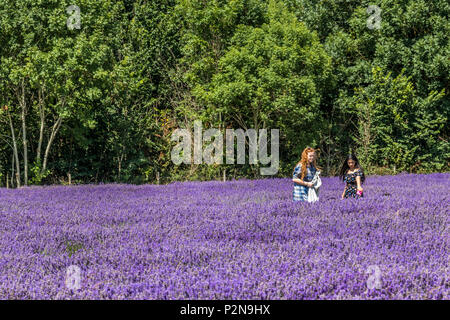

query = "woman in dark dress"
[339,154,365,199]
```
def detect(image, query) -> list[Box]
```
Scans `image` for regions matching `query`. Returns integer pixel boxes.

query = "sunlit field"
[0,173,448,299]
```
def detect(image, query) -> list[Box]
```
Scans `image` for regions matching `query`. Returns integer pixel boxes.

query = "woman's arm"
[292,164,312,187]
[293,178,312,187]
[341,171,347,198]
[356,176,363,191]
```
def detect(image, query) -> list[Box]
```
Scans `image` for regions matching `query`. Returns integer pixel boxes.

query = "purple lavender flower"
[0,173,448,299]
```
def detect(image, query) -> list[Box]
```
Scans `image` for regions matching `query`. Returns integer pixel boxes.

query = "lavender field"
[0,173,448,299]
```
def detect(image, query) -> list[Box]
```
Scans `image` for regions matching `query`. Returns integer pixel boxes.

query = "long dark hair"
[339,154,365,183]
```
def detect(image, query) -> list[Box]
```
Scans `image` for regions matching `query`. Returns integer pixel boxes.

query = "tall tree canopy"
[0,0,448,186]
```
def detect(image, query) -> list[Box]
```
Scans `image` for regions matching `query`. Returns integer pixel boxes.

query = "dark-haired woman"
[340,154,365,199]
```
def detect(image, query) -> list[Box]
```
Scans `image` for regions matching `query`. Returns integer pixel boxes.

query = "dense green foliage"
[0,0,448,186]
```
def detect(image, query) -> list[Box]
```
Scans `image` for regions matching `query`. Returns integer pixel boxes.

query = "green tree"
[351,67,447,172]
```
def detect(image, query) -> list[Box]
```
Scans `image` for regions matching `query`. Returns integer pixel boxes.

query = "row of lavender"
[0,173,448,299]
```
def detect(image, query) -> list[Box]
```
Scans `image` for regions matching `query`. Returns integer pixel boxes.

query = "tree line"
[0,0,448,186]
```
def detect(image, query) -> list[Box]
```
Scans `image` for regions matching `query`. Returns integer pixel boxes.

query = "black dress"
[343,169,364,198]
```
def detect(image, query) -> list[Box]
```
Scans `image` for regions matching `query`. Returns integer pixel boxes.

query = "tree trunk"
[41,116,62,176]
[8,111,20,187]
[11,154,14,188]
[36,86,45,165]
[118,147,125,180]
[16,79,29,186]
[21,94,28,186]
[118,158,121,180]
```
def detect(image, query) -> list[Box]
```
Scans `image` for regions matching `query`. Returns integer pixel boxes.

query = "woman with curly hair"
[340,154,365,199]
[292,147,321,202]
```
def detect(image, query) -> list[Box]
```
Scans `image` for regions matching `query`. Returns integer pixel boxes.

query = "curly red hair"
[294,147,321,180]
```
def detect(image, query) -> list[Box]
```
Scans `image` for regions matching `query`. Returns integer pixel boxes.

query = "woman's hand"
[357,186,363,192]
[306,182,313,188]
